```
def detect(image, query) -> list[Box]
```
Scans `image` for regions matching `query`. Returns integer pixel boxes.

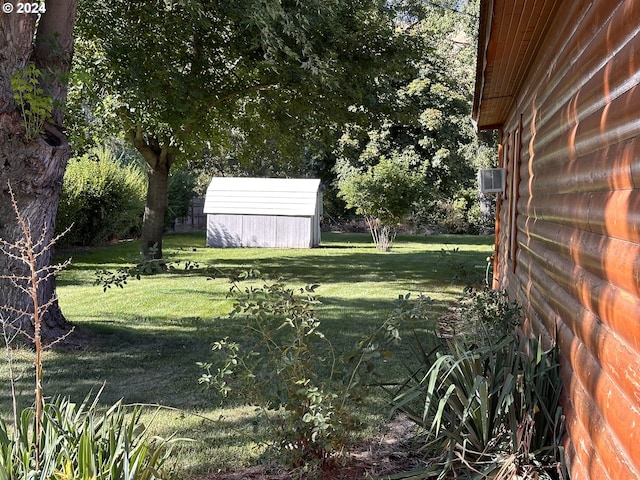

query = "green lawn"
[1,231,493,478]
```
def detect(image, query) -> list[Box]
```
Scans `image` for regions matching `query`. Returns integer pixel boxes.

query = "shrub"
[57,145,147,246]
[414,188,492,235]
[165,167,197,230]
[0,394,176,480]
[336,153,425,251]
[458,286,522,345]
[198,271,416,472]
[390,292,566,480]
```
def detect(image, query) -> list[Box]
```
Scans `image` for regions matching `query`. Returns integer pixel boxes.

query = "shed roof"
[203,177,321,217]
[472,0,561,129]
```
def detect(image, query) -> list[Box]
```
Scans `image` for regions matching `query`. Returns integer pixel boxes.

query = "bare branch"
[35,258,72,284]
[1,180,74,458]
[44,326,76,349]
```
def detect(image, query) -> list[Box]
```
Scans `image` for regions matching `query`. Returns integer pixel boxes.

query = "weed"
[10,63,53,140]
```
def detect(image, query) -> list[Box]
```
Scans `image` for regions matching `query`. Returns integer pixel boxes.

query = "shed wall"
[492,1,640,478]
[207,214,315,248]
[203,177,322,248]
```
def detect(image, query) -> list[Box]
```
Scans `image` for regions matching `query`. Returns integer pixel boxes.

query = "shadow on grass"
[56,232,493,288]
[0,291,448,420]
[44,233,492,409]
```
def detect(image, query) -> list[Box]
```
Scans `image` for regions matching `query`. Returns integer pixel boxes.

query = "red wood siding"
[487,1,640,478]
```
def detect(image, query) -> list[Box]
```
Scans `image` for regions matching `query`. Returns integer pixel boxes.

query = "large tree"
[0,2,78,340]
[73,0,419,259]
[335,0,490,232]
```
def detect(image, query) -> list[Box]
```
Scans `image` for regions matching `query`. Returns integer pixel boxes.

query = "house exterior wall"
[491,1,640,478]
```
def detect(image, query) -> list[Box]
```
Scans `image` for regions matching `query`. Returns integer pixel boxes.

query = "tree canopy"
[335,0,494,235]
[72,0,422,258]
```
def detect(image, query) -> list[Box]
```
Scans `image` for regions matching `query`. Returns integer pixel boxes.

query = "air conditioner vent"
[478,168,505,194]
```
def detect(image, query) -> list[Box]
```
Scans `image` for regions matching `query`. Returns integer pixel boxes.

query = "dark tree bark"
[132,129,174,260]
[0,1,79,342]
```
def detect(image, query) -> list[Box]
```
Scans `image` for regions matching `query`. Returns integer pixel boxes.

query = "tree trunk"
[0,131,73,342]
[141,158,171,260]
[0,2,78,342]
[132,129,174,260]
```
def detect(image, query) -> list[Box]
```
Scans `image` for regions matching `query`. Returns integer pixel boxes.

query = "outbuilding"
[473,1,640,478]
[203,177,322,248]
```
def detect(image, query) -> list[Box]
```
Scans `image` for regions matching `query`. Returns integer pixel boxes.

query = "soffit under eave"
[473,0,561,130]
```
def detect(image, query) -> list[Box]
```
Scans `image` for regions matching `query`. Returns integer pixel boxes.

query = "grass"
[1,231,493,478]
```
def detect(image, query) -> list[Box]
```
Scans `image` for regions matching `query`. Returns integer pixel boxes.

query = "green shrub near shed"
[56,146,146,246]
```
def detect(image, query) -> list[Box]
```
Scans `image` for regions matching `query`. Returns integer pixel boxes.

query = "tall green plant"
[57,146,147,246]
[0,394,176,480]
[391,330,566,479]
[199,271,411,471]
[165,167,197,229]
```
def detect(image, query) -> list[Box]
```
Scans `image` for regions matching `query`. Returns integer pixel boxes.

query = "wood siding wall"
[493,1,640,478]
[207,214,317,248]
[203,177,322,249]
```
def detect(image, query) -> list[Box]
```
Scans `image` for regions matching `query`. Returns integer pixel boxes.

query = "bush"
[462,287,522,343]
[57,146,147,246]
[414,188,492,235]
[165,167,197,230]
[336,153,425,251]
[198,271,413,472]
[390,291,567,480]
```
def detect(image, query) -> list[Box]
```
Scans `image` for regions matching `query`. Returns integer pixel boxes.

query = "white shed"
[203,177,322,248]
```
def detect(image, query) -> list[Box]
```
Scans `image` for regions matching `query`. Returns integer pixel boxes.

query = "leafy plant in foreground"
[199,270,419,472]
[390,317,566,479]
[0,394,176,480]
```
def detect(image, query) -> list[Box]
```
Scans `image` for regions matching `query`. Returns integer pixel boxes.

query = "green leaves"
[73,0,416,160]
[337,152,426,250]
[199,272,419,470]
[0,394,177,480]
[200,274,342,467]
[335,0,491,234]
[56,146,147,246]
[391,320,566,479]
[10,63,54,141]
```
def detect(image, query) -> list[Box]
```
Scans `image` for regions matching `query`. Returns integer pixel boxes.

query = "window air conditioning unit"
[478,168,505,194]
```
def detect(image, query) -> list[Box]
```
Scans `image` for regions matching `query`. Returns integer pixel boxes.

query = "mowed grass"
[1,231,493,478]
